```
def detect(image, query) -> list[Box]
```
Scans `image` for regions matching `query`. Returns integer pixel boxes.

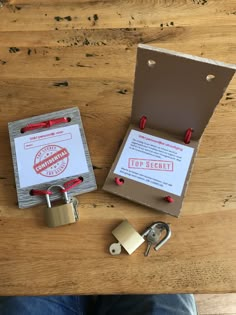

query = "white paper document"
[15,125,89,188]
[114,129,194,196]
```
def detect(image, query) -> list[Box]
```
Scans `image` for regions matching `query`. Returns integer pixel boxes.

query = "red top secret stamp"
[33,145,69,177]
[128,158,173,171]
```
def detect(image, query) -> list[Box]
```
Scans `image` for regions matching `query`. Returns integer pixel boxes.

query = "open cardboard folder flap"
[103,44,235,217]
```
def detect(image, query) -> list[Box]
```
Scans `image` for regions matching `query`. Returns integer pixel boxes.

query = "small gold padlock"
[45,185,79,228]
[109,220,145,255]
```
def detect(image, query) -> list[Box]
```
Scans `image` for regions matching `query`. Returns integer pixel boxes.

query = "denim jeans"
[0,294,197,315]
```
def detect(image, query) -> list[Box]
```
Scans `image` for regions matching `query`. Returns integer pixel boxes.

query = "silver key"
[109,242,122,255]
[142,222,171,257]
[144,227,161,256]
[72,197,79,221]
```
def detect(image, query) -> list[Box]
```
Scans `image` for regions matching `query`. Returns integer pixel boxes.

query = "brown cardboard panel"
[131,45,236,140]
[103,124,199,217]
[103,45,235,217]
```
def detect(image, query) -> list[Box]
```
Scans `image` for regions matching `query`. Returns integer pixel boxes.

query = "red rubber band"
[31,189,52,196]
[184,128,193,144]
[114,177,124,186]
[164,196,174,203]
[139,116,147,130]
[21,117,69,133]
[31,178,82,197]
[61,178,83,192]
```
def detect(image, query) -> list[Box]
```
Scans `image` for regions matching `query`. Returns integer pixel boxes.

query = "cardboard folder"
[103,44,236,217]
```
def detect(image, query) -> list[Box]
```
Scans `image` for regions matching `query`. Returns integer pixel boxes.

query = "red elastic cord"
[31,178,82,197]
[61,178,83,192]
[184,128,193,144]
[21,117,69,133]
[114,177,124,186]
[139,116,147,130]
[31,189,52,196]
[164,196,174,203]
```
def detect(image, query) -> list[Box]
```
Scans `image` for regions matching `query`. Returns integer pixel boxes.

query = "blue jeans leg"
[0,294,197,315]
[0,296,91,315]
[94,294,198,315]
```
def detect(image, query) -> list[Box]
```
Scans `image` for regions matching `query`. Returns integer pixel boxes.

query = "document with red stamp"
[9,107,96,208]
[114,129,194,196]
[14,124,88,188]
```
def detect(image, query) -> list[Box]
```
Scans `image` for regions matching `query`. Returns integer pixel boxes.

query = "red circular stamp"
[33,145,69,177]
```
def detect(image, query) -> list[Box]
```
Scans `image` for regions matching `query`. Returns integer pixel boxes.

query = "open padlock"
[142,222,171,256]
[45,185,79,228]
[109,220,171,256]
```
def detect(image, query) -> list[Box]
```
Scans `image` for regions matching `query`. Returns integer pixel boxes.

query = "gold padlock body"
[112,220,145,255]
[45,200,78,228]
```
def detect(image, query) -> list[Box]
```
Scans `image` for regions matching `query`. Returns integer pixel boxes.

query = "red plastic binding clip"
[139,116,147,130]
[184,128,193,144]
[21,117,70,133]
[164,196,174,203]
[114,177,124,186]
[30,189,52,196]
[61,177,83,192]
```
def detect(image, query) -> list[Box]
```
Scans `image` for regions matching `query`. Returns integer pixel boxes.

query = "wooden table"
[0,0,235,296]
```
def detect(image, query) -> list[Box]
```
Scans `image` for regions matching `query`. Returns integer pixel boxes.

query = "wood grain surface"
[0,0,235,295]
[195,294,236,314]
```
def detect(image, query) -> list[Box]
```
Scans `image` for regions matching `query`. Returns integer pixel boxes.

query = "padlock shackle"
[45,185,70,207]
[142,221,171,252]
[48,184,65,190]
[154,223,171,251]
[142,221,170,237]
[45,193,52,208]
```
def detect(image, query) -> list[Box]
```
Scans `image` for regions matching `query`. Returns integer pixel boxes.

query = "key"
[109,242,122,255]
[142,222,171,256]
[144,242,152,257]
[71,197,79,221]
[144,227,161,256]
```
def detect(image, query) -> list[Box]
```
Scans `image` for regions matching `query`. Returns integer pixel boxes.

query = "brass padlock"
[109,220,145,255]
[45,185,79,228]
